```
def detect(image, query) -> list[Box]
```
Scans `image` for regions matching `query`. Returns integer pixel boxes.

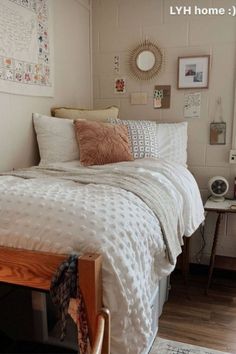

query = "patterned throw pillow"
[109,118,159,159]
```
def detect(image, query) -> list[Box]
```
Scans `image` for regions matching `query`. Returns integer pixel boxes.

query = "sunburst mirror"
[128,40,163,81]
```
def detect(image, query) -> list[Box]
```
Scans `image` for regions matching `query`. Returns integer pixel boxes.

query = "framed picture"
[210,122,226,145]
[177,55,210,89]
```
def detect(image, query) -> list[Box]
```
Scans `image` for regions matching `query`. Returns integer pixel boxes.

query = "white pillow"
[33,113,79,165]
[109,119,187,166]
[156,122,188,166]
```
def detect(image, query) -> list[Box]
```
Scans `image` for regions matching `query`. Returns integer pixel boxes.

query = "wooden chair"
[91,308,110,354]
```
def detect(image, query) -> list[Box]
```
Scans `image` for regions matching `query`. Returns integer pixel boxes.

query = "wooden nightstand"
[204,199,236,293]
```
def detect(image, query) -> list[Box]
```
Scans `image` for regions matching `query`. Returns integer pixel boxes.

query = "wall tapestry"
[0,0,54,97]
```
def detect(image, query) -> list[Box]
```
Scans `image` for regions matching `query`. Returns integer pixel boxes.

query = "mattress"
[0,158,204,354]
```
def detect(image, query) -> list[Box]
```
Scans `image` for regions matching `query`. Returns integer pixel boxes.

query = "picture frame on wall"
[210,122,226,145]
[114,78,126,93]
[177,55,210,89]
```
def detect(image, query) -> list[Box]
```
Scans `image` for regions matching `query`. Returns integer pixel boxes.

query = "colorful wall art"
[0,0,54,97]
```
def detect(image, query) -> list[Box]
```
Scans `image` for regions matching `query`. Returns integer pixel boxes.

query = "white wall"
[0,0,92,172]
[92,0,236,262]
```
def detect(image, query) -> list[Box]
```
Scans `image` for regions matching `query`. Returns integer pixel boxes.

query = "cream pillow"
[33,113,79,165]
[51,106,119,122]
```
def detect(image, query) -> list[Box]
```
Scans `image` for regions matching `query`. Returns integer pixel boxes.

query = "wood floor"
[159,269,236,354]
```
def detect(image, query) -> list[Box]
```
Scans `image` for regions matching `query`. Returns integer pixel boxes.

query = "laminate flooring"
[159,270,236,354]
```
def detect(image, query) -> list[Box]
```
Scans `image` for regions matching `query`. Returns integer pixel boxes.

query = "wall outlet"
[229,149,236,163]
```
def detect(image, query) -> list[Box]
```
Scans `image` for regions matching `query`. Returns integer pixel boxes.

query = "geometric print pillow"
[108,118,159,159]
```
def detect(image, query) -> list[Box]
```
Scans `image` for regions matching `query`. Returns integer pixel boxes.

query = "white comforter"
[0,158,204,354]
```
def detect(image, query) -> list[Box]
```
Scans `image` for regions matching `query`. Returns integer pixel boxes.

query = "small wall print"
[114,55,120,73]
[153,85,171,108]
[184,92,201,119]
[114,78,126,93]
[210,122,226,145]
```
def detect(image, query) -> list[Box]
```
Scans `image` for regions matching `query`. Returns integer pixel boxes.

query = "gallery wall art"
[153,85,171,108]
[177,56,210,89]
[0,0,54,97]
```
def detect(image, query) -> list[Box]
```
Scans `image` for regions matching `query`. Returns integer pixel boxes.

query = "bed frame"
[0,246,110,354]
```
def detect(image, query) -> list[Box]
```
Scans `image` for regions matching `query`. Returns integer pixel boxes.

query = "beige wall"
[0,0,92,172]
[92,0,236,262]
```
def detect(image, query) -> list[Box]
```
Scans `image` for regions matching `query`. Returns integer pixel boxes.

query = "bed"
[0,112,204,354]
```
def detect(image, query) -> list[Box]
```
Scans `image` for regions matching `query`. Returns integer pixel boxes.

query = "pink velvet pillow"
[74,120,134,166]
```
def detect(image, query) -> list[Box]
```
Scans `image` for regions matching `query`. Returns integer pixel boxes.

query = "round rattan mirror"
[129,40,163,81]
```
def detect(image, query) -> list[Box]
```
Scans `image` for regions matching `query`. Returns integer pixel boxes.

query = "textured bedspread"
[0,158,204,354]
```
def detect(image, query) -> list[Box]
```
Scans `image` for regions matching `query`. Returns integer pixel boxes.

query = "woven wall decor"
[128,40,163,81]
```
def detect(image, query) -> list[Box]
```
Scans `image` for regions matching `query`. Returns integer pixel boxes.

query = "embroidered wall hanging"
[0,0,54,97]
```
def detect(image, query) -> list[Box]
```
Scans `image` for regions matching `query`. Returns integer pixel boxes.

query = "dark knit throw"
[50,254,78,341]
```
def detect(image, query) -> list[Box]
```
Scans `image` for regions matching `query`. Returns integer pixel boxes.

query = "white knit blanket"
[5,161,186,265]
[0,158,204,354]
